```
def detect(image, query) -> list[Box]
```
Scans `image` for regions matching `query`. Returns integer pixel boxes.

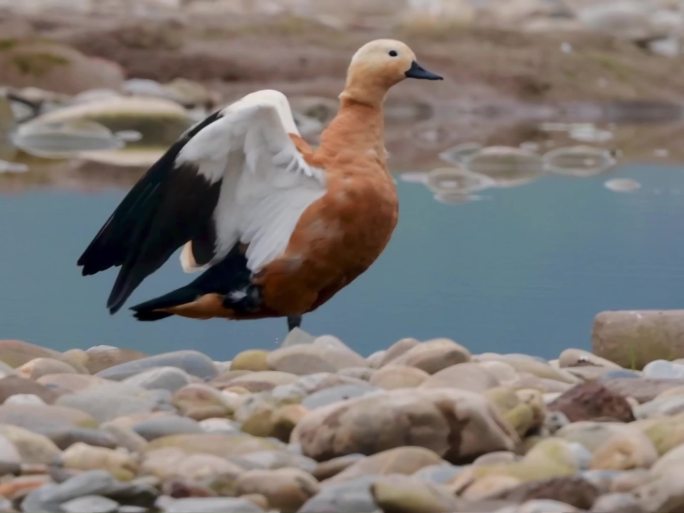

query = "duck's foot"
[287,315,302,331]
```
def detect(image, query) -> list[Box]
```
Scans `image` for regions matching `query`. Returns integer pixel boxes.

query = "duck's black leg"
[287,315,302,331]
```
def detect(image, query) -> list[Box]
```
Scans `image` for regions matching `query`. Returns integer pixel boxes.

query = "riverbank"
[0,321,684,512]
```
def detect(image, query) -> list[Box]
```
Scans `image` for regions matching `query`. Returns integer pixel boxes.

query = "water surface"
[1,161,683,360]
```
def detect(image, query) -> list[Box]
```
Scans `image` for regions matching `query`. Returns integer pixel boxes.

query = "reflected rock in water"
[568,124,613,143]
[11,96,194,166]
[438,142,482,164]
[543,145,616,177]
[604,178,641,193]
[465,146,543,187]
[11,119,124,158]
[433,192,485,205]
[426,166,495,194]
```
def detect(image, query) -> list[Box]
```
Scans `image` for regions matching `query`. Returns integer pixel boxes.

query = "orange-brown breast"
[255,101,398,316]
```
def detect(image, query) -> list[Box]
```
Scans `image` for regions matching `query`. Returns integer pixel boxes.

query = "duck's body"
[78,40,441,330]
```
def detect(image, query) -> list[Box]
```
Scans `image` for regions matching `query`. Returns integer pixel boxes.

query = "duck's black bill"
[405,61,443,80]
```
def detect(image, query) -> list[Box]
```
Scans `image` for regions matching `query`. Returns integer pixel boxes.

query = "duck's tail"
[130,285,201,321]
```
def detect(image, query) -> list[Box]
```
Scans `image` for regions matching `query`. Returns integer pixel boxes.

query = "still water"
[1,161,682,360]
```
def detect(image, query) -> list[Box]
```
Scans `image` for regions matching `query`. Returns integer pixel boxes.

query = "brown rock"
[18,358,78,380]
[173,384,234,420]
[292,389,516,462]
[37,374,110,394]
[0,376,59,404]
[420,362,499,392]
[0,340,59,368]
[548,381,634,422]
[313,454,364,480]
[370,365,429,389]
[384,338,471,374]
[327,446,444,483]
[235,468,319,513]
[495,477,600,510]
[84,346,147,374]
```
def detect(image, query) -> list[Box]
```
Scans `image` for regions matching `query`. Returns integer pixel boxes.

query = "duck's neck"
[318,96,386,166]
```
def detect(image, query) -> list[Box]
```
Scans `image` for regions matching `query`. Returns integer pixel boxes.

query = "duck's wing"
[77,90,326,314]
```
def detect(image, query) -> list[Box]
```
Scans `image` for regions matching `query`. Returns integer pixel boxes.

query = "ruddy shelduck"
[78,39,442,331]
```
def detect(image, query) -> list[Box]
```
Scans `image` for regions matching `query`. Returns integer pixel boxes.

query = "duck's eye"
[388,50,398,57]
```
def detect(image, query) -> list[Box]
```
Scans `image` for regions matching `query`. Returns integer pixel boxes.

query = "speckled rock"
[267,336,366,375]
[97,350,216,380]
[18,358,79,380]
[172,383,235,420]
[235,468,319,512]
[420,362,500,392]
[230,350,270,372]
[83,346,146,374]
[327,446,444,483]
[292,388,516,462]
[370,365,429,389]
[384,338,471,374]
[0,339,60,368]
[548,381,634,422]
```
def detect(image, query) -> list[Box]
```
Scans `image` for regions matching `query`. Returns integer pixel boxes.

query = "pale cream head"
[341,39,442,106]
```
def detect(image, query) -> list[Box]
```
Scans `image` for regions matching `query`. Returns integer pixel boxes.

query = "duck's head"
[341,39,442,106]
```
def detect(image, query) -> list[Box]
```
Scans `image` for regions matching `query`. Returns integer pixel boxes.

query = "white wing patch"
[176,89,326,273]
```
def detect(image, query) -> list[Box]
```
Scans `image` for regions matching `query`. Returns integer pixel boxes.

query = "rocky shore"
[0,322,683,513]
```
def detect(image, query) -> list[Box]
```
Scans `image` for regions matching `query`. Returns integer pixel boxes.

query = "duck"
[77,39,442,332]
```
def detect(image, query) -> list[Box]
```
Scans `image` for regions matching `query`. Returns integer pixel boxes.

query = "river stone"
[220,371,298,392]
[328,446,444,483]
[644,360,684,379]
[0,424,60,463]
[548,381,634,422]
[160,497,265,513]
[123,367,192,392]
[378,338,421,367]
[141,447,242,481]
[501,499,580,513]
[18,358,79,380]
[601,377,684,403]
[56,382,168,422]
[101,424,147,453]
[298,475,377,513]
[383,338,471,374]
[267,336,366,375]
[0,433,21,463]
[0,339,59,368]
[132,415,201,440]
[146,433,281,459]
[494,476,600,510]
[229,449,316,473]
[371,474,461,513]
[84,346,147,374]
[37,374,110,394]
[61,495,119,513]
[558,349,621,369]
[0,375,59,403]
[61,443,138,481]
[633,472,684,513]
[370,365,429,389]
[313,454,365,480]
[479,354,578,384]
[97,350,216,380]
[21,470,118,513]
[50,426,117,450]
[593,310,684,369]
[590,492,645,513]
[5,393,45,406]
[302,383,377,409]
[292,388,516,462]
[172,383,235,420]
[235,468,319,513]
[420,362,500,392]
[0,403,96,435]
[230,350,270,371]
